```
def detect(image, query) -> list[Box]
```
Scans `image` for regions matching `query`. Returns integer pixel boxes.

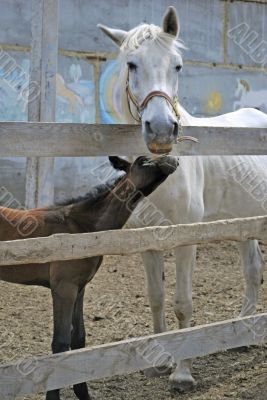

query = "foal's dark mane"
[56,176,123,208]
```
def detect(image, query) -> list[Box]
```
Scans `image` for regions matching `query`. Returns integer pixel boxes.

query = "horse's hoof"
[143,365,172,377]
[169,376,196,393]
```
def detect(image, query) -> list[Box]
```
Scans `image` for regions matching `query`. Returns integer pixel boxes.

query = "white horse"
[98,6,267,392]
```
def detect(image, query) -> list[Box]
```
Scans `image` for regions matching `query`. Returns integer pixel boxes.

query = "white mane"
[119,23,185,55]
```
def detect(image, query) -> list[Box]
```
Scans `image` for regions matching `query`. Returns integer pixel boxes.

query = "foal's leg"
[236,240,264,317]
[71,288,91,400]
[169,245,196,392]
[46,281,78,400]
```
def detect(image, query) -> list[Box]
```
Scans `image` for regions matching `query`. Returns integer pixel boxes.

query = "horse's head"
[99,7,183,154]
[109,155,178,198]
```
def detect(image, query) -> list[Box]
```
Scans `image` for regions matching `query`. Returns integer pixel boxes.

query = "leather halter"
[125,68,180,123]
[125,68,199,145]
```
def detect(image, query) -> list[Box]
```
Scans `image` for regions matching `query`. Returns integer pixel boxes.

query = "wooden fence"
[1,123,267,157]
[0,214,267,266]
[1,314,266,399]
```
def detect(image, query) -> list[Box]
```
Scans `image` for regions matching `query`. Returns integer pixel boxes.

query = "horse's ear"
[109,156,131,172]
[162,6,180,37]
[97,24,127,47]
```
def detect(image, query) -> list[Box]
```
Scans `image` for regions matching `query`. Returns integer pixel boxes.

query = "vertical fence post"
[25,0,59,208]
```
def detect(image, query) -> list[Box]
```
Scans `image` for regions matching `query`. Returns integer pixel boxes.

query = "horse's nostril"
[145,121,152,133]
[173,121,178,137]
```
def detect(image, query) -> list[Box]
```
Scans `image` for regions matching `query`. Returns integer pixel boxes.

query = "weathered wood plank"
[0,124,267,156]
[25,0,58,208]
[1,215,267,266]
[0,314,266,398]
[25,1,42,207]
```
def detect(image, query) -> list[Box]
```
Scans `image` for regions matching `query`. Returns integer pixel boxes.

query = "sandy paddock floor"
[0,241,266,400]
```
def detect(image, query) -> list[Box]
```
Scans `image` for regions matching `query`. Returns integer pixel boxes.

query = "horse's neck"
[178,104,215,127]
[178,103,267,128]
[178,104,219,126]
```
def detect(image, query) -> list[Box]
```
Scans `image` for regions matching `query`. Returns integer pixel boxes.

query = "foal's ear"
[97,24,127,47]
[162,6,180,37]
[109,156,131,172]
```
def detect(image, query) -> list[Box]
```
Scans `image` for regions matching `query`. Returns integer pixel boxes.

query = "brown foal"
[0,155,178,400]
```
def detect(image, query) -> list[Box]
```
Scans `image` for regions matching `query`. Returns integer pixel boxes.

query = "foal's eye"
[176,65,182,72]
[127,62,137,71]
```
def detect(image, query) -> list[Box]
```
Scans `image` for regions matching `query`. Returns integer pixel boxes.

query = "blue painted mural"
[0,54,29,121]
[0,52,96,123]
[1,51,267,125]
[56,57,95,123]
[99,60,122,123]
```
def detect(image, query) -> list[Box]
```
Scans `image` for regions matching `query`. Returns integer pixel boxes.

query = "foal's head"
[110,154,178,201]
[67,155,178,232]
[98,6,184,154]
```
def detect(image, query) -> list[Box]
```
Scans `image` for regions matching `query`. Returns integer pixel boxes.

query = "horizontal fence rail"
[0,123,267,156]
[0,314,266,399]
[1,215,267,266]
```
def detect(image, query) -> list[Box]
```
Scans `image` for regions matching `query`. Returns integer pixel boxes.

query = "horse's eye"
[176,65,182,72]
[127,62,137,71]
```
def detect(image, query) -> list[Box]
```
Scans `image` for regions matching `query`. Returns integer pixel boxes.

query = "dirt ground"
[0,241,266,400]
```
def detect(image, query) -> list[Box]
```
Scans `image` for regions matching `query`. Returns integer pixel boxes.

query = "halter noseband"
[125,68,180,123]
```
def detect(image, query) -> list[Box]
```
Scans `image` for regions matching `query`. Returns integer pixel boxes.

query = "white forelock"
[119,23,185,55]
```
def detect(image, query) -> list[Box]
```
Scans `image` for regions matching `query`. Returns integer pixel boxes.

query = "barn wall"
[0,0,266,204]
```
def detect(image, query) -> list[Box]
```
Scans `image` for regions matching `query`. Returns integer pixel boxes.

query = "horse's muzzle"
[143,118,179,154]
[147,143,173,154]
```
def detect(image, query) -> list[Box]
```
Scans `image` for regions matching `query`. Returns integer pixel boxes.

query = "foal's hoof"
[228,345,249,353]
[73,382,93,400]
[46,390,60,400]
[143,365,172,377]
[169,375,196,393]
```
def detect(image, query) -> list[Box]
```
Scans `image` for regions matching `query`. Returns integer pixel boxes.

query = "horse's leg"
[141,250,170,376]
[46,281,78,400]
[142,250,166,332]
[169,245,196,392]
[237,240,264,317]
[71,288,92,400]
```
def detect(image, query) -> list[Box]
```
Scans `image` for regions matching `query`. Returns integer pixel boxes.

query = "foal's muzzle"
[157,155,179,175]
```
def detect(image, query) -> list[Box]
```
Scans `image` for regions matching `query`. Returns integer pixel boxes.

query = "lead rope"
[175,100,198,144]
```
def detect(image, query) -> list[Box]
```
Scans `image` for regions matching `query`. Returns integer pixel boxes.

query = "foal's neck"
[68,176,142,233]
